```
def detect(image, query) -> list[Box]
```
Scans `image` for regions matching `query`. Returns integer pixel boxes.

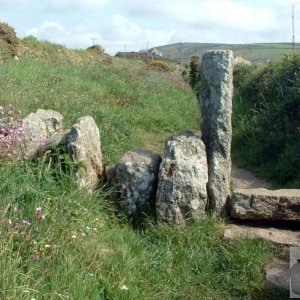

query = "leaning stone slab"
[223,224,300,246]
[156,132,208,224]
[114,149,161,219]
[67,116,103,190]
[229,188,300,222]
[200,50,233,215]
[36,129,71,159]
[22,109,63,160]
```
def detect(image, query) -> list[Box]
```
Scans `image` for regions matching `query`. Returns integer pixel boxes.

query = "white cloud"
[15,0,300,54]
[26,27,38,36]
[101,15,175,53]
[40,20,66,33]
[0,0,29,3]
[186,0,275,31]
[25,20,102,49]
[48,0,110,10]
[121,0,276,31]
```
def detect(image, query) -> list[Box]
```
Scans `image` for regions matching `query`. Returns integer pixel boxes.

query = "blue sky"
[0,0,299,54]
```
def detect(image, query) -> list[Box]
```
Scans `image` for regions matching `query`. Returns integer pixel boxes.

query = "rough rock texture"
[114,149,161,218]
[229,188,300,222]
[265,260,290,291]
[200,50,233,215]
[67,116,103,190]
[156,132,208,224]
[22,109,63,160]
[223,224,300,246]
[44,129,71,148]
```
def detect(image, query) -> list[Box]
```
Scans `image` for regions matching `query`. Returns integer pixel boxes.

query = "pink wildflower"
[35,207,45,220]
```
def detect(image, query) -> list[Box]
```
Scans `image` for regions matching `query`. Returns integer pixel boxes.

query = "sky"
[0,0,299,55]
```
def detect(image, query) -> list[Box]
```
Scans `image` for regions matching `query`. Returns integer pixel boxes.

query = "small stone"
[22,109,63,160]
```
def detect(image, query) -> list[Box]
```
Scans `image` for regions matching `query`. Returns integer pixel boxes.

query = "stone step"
[265,259,290,291]
[223,224,300,246]
[229,188,300,222]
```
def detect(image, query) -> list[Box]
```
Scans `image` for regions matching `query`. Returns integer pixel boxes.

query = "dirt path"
[231,163,271,189]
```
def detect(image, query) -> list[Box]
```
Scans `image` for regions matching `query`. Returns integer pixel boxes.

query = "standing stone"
[114,149,161,220]
[22,109,63,160]
[67,116,103,190]
[200,50,233,215]
[156,132,208,224]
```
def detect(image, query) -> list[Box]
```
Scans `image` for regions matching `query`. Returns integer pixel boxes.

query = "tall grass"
[0,58,198,162]
[0,162,286,299]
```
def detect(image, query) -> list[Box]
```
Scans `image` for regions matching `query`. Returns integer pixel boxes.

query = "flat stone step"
[265,259,290,291]
[223,224,300,246]
[229,188,300,222]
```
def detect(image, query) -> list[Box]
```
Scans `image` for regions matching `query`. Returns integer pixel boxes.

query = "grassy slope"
[155,42,300,63]
[0,56,197,163]
[0,41,288,299]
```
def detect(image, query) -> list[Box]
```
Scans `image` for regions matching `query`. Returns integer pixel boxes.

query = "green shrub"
[232,54,300,187]
[189,55,201,89]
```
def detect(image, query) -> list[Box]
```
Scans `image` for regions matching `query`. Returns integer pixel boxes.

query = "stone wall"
[11,50,300,227]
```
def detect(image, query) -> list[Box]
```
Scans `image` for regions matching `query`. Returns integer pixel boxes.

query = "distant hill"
[152,42,300,64]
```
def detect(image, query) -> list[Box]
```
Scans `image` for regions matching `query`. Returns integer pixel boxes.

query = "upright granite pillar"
[200,50,233,215]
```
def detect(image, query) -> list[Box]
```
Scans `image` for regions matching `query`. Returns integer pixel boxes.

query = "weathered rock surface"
[156,132,208,224]
[67,116,103,190]
[44,129,71,148]
[265,260,290,291]
[223,224,300,246]
[200,50,233,215]
[114,149,161,218]
[229,188,300,222]
[22,109,63,160]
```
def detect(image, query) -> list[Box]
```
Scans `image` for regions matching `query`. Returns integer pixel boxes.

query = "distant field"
[154,42,300,63]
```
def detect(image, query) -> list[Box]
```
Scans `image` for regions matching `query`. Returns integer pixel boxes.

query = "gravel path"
[231,163,271,189]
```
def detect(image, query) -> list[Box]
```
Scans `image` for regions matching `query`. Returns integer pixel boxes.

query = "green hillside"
[0,24,288,299]
[155,42,300,63]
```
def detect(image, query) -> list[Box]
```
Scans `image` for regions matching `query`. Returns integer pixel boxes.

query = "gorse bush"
[232,54,300,187]
[189,55,201,90]
[148,60,175,72]
[0,22,18,56]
